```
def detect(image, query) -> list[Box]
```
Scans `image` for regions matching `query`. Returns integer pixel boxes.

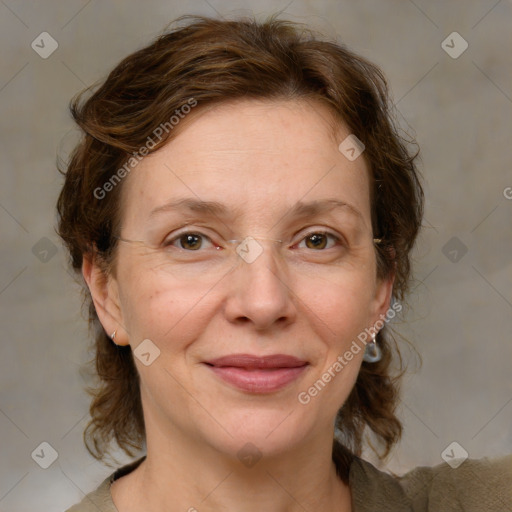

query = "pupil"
[307,234,327,249]
[181,234,201,250]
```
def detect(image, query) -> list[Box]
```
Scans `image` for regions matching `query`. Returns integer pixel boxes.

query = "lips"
[206,354,308,369]
[203,354,309,393]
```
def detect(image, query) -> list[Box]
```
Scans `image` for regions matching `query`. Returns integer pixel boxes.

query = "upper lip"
[204,354,308,369]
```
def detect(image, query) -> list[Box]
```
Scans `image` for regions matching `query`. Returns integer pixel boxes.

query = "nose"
[223,240,297,331]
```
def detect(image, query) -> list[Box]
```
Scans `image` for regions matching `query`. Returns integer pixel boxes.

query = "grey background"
[1,0,511,510]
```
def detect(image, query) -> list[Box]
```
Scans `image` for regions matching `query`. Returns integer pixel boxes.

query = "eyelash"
[163,229,345,251]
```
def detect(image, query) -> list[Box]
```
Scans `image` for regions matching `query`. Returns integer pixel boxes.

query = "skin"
[83,99,394,512]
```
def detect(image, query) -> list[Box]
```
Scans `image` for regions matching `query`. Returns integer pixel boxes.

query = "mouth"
[203,354,309,393]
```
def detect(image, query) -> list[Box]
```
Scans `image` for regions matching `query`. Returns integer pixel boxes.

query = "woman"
[57,15,511,512]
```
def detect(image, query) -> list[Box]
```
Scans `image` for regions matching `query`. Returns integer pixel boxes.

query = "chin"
[201,407,318,462]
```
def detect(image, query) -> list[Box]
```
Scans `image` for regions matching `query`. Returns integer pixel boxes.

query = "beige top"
[65,453,512,511]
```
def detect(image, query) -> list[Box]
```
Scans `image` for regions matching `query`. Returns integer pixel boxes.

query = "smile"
[203,354,309,393]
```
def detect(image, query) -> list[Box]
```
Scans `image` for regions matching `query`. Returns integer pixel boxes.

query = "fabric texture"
[65,453,512,511]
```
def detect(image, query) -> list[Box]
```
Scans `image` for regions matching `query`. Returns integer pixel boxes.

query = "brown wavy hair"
[56,15,423,475]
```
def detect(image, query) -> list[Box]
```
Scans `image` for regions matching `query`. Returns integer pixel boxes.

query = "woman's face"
[94,99,393,458]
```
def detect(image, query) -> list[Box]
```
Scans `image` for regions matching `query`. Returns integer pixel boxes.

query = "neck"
[112,425,353,512]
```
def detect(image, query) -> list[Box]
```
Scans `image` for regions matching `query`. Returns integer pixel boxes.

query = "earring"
[110,330,117,343]
[363,333,382,363]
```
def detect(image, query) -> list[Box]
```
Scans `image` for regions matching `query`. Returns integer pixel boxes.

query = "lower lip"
[206,365,308,393]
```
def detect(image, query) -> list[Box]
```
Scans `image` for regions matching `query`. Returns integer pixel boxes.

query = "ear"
[82,253,130,346]
[369,271,395,330]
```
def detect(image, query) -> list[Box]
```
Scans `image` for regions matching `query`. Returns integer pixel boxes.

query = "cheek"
[118,267,215,350]
[294,272,374,412]
[294,263,377,340]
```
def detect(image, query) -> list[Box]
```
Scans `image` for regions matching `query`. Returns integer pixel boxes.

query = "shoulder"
[64,457,146,512]
[397,453,512,511]
[350,453,512,512]
[64,474,114,512]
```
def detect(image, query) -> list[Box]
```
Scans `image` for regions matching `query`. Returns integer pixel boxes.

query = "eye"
[165,232,215,251]
[297,231,341,250]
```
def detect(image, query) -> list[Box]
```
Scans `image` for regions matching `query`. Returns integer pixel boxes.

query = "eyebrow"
[148,197,364,222]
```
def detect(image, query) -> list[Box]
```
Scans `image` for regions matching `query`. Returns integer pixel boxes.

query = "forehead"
[120,99,372,230]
